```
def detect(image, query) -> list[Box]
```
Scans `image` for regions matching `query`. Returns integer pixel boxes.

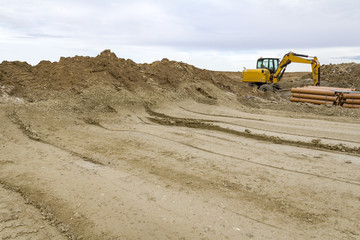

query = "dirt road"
[1,99,359,240]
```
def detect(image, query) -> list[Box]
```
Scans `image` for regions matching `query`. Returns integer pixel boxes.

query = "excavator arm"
[273,52,320,86]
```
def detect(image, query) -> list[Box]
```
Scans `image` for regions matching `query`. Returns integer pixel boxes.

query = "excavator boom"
[273,52,320,86]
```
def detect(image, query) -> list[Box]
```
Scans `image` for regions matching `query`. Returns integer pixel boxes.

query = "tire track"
[83,124,326,230]
[3,113,287,233]
[179,106,360,144]
[0,181,71,240]
[7,111,104,167]
[195,131,360,162]
[145,107,360,155]
[179,105,265,121]
[5,111,358,237]
[98,124,360,187]
[92,158,285,231]
[7,110,360,186]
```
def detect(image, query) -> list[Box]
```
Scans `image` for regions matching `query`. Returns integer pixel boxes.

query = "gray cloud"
[1,0,359,49]
[0,0,360,70]
[335,55,360,60]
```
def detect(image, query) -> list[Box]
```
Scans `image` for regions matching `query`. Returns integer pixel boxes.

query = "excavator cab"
[256,58,280,74]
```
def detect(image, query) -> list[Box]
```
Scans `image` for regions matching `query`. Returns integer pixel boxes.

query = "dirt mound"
[0,50,245,104]
[1,50,359,118]
[320,63,360,89]
[300,63,360,89]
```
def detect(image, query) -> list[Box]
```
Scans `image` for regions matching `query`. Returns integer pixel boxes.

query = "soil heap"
[320,63,360,89]
[1,50,359,117]
[0,50,246,104]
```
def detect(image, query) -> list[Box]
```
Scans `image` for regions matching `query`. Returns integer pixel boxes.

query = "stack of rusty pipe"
[342,92,360,108]
[290,86,359,107]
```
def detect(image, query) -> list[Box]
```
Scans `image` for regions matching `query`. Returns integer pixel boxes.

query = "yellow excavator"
[242,52,320,92]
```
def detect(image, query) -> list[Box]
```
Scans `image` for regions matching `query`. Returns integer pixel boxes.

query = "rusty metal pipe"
[291,88,336,96]
[290,97,334,105]
[303,86,356,91]
[292,93,337,101]
[345,99,360,104]
[343,93,360,99]
[342,103,360,108]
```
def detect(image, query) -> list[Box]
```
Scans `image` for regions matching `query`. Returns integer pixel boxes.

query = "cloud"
[335,56,360,61]
[2,0,360,49]
[0,0,360,70]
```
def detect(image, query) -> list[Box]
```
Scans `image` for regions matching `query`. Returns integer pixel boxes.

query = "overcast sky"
[1,0,360,71]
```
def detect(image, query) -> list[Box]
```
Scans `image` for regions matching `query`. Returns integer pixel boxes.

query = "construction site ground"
[1,51,360,239]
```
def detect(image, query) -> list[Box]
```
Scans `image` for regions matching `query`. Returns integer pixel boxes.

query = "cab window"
[262,59,269,68]
[274,59,279,70]
[269,60,274,72]
[257,59,269,69]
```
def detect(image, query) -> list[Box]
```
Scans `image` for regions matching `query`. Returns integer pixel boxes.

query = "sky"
[1,0,360,71]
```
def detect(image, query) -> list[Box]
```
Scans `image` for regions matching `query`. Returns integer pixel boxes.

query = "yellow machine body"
[242,69,270,84]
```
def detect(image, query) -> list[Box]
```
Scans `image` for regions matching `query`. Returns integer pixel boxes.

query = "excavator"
[242,52,320,92]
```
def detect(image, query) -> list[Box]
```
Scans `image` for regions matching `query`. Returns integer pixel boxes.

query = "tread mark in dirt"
[145,107,360,155]
[7,111,104,166]
[4,111,356,232]
[2,116,287,232]
[0,181,74,239]
[96,123,360,186]
[179,106,360,145]
[179,105,266,122]
[81,124,327,227]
